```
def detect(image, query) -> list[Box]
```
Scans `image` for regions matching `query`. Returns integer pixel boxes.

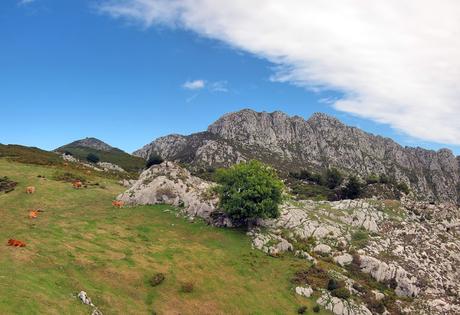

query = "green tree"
[324,168,343,189]
[146,154,164,168]
[341,176,363,199]
[215,160,284,225]
[86,153,100,163]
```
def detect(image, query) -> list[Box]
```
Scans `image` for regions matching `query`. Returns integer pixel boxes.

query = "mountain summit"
[59,137,114,152]
[134,109,460,203]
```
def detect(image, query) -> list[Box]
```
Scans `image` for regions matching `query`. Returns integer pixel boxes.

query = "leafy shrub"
[366,174,379,184]
[396,182,410,194]
[324,168,343,189]
[215,160,284,225]
[291,182,334,201]
[86,153,100,163]
[297,306,308,314]
[331,287,351,299]
[149,273,165,287]
[146,155,164,168]
[180,282,194,293]
[341,176,363,199]
[313,305,321,313]
[327,278,339,291]
[378,174,390,184]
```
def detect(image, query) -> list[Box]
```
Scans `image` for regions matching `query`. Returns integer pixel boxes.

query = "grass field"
[0,159,330,315]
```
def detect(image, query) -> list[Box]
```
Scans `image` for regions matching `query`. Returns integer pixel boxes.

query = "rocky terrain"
[134,109,460,203]
[118,162,460,315]
[58,137,115,152]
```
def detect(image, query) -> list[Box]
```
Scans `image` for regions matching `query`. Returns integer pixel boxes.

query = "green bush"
[324,168,343,189]
[396,182,410,194]
[327,278,339,291]
[331,287,351,299]
[215,160,284,225]
[86,153,100,163]
[313,305,320,313]
[341,176,363,199]
[146,155,164,168]
[297,306,308,314]
[149,273,165,287]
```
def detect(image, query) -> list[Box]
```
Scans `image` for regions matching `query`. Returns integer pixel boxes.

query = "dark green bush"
[327,278,339,291]
[215,160,284,225]
[149,273,165,287]
[325,168,343,189]
[396,182,410,194]
[146,155,164,168]
[341,176,363,199]
[86,153,100,163]
[331,287,351,299]
[313,305,320,313]
[297,306,308,314]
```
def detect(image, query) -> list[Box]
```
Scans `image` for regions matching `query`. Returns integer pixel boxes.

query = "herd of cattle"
[7,180,124,248]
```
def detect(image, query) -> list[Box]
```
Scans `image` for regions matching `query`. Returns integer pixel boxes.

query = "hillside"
[56,138,145,173]
[0,158,327,314]
[134,109,460,203]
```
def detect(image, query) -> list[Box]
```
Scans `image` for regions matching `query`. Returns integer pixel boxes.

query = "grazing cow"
[73,181,83,189]
[112,200,124,208]
[7,239,26,247]
[26,186,36,194]
[29,210,38,219]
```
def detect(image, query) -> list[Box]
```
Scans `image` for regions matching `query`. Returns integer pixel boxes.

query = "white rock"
[314,244,332,254]
[333,253,353,266]
[295,286,313,298]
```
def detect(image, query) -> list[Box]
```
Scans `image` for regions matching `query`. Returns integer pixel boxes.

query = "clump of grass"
[149,273,165,287]
[180,282,194,293]
[0,176,17,193]
[313,305,321,312]
[351,229,369,249]
[291,266,330,289]
[297,305,308,314]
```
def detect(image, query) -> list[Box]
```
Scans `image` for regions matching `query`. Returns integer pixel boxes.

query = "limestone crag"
[116,162,230,225]
[134,109,460,203]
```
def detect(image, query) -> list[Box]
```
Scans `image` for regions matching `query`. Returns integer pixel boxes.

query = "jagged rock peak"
[63,137,114,152]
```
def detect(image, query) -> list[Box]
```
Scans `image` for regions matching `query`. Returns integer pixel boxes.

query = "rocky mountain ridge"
[134,109,460,203]
[57,137,114,152]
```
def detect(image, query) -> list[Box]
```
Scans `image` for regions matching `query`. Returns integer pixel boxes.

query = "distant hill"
[134,109,460,203]
[0,144,63,165]
[55,137,145,172]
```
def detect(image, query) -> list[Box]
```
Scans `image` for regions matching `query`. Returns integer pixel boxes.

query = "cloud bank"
[99,0,460,146]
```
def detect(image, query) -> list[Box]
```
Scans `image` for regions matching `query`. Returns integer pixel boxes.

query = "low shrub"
[149,273,165,287]
[52,171,87,183]
[313,305,321,313]
[292,266,330,289]
[146,155,164,168]
[331,287,351,299]
[0,176,17,193]
[86,153,100,163]
[297,306,308,314]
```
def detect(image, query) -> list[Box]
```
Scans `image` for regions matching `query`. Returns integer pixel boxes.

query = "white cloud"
[182,79,205,90]
[99,0,460,146]
[210,80,228,92]
[18,0,35,5]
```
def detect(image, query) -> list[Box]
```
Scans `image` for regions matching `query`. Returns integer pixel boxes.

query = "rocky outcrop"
[97,162,125,172]
[62,137,113,152]
[249,198,460,314]
[116,162,232,225]
[134,109,460,203]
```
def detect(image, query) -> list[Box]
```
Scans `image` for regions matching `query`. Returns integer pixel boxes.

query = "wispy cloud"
[182,79,205,90]
[210,80,228,92]
[18,0,35,5]
[99,1,460,146]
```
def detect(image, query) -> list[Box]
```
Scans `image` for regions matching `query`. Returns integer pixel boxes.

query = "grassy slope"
[55,146,145,172]
[0,159,330,315]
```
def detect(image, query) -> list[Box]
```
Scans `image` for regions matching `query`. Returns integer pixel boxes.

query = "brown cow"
[26,186,36,194]
[29,210,38,219]
[7,239,26,247]
[112,200,124,208]
[73,181,83,189]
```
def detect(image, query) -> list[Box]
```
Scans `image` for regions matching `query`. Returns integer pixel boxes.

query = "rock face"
[134,109,460,203]
[117,162,230,225]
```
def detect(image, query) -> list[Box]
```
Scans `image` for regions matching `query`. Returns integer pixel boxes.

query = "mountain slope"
[134,109,460,203]
[56,137,145,172]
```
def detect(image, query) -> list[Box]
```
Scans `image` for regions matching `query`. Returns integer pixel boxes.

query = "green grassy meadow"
[0,159,330,315]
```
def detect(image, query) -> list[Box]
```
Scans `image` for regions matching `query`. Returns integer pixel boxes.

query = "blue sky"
[1,0,459,155]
